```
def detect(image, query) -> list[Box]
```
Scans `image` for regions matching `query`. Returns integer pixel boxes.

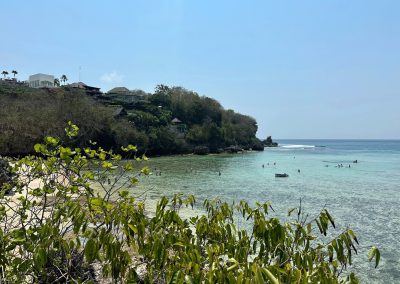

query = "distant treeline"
[0,82,263,156]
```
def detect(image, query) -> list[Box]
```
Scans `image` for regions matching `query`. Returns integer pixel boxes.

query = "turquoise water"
[133,140,400,283]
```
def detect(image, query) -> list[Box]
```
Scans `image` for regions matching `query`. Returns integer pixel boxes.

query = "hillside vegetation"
[0,82,262,156]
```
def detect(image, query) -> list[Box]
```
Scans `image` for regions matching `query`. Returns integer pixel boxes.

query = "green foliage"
[0,84,147,156]
[0,127,380,282]
[0,82,262,156]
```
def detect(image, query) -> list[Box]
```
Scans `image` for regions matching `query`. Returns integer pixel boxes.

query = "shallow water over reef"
[132,140,400,283]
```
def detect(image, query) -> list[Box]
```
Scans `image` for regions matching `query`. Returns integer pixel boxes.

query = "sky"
[1,1,400,139]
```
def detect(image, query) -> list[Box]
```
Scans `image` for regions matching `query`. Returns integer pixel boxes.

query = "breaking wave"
[279,144,316,149]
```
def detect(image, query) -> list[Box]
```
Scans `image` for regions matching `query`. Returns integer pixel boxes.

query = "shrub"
[0,123,380,283]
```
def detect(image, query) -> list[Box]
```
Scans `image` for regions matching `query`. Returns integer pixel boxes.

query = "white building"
[29,73,55,88]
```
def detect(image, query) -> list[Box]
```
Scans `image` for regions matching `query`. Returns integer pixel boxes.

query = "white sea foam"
[279,144,315,149]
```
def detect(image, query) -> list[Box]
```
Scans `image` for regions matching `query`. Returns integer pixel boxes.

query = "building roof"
[112,106,128,117]
[108,87,130,94]
[68,82,87,88]
[171,118,182,123]
[68,82,101,91]
[29,73,54,79]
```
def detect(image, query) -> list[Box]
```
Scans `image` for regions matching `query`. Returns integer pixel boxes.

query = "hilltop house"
[28,73,54,88]
[68,82,102,96]
[169,118,186,139]
[107,87,148,104]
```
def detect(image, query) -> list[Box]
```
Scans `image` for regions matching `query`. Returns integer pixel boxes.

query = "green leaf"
[90,198,103,207]
[65,121,79,138]
[141,166,150,175]
[99,152,106,161]
[256,267,265,284]
[261,268,279,284]
[33,247,47,270]
[85,171,95,180]
[34,143,46,153]
[128,224,138,234]
[227,258,238,272]
[368,246,380,268]
[84,239,98,262]
[184,275,194,284]
[324,209,335,228]
[130,177,139,184]
[168,270,181,284]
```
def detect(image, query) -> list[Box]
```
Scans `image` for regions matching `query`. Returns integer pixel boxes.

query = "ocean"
[133,140,400,283]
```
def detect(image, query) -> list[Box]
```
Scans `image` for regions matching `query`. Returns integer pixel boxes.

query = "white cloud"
[100,71,124,84]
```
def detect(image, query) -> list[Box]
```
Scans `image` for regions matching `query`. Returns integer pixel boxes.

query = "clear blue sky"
[1,1,399,139]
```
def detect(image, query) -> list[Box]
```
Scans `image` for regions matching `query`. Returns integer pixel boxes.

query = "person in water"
[298,169,301,173]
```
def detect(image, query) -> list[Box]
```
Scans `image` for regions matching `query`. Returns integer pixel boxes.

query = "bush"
[0,123,380,283]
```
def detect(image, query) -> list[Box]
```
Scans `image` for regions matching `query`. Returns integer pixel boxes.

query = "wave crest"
[279,144,316,149]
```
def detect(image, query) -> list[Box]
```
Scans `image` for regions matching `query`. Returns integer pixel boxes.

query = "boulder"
[264,136,278,147]
[252,142,265,151]
[194,146,210,155]
[224,145,243,153]
[242,145,251,151]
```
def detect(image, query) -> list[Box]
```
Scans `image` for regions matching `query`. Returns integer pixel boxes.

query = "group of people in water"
[331,160,358,168]
[335,164,351,168]
[262,162,276,168]
[152,158,359,177]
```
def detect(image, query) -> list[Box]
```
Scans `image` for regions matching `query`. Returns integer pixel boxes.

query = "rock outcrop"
[194,146,210,155]
[224,145,243,153]
[252,141,265,151]
[263,136,278,147]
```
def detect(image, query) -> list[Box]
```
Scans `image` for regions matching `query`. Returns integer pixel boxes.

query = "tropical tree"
[11,70,18,79]
[1,71,8,79]
[60,74,68,85]
[53,78,60,87]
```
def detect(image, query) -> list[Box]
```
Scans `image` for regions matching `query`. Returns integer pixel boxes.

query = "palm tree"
[1,71,8,79]
[11,70,18,80]
[54,78,60,87]
[60,75,68,85]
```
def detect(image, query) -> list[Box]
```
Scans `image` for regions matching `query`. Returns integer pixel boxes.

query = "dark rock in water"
[194,146,210,155]
[252,142,265,151]
[0,158,13,190]
[224,145,243,153]
[242,145,251,151]
[215,148,224,154]
[263,136,278,147]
